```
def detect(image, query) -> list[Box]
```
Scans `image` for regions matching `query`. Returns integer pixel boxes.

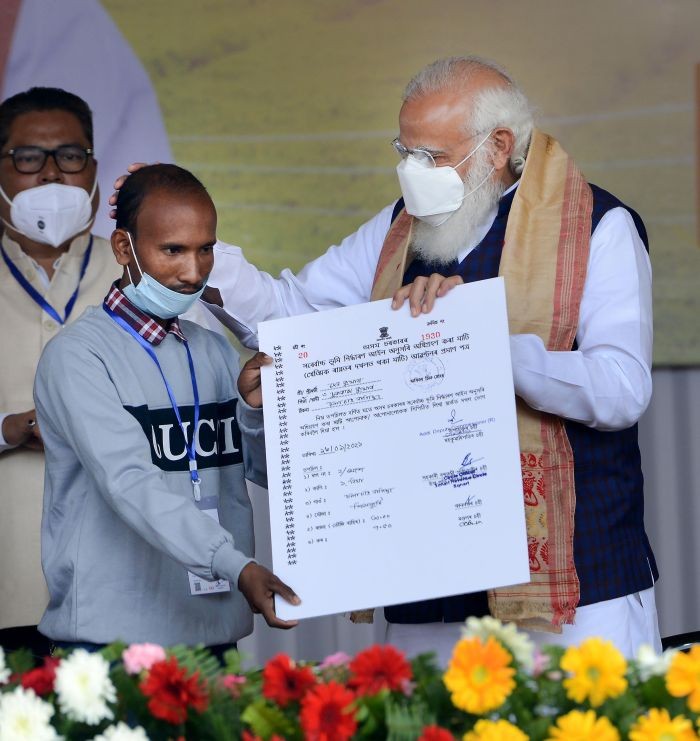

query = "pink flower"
[122,643,167,675]
[319,652,352,670]
[220,674,247,697]
[531,648,550,677]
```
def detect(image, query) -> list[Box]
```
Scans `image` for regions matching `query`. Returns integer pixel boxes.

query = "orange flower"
[262,653,316,707]
[443,636,515,715]
[300,681,357,741]
[348,644,412,696]
[666,645,700,712]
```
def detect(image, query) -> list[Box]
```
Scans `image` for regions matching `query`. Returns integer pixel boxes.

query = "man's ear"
[111,228,132,266]
[489,127,515,171]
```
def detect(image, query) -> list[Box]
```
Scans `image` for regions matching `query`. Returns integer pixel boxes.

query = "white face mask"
[396,131,493,227]
[0,180,97,247]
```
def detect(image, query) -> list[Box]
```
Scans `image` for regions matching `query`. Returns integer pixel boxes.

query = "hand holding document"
[259,277,529,620]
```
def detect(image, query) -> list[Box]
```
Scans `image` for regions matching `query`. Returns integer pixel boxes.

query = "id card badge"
[188,497,231,596]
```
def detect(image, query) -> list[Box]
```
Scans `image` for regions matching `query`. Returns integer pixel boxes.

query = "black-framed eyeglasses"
[0,145,94,174]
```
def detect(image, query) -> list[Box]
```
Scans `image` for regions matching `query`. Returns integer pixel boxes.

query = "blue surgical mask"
[122,232,206,319]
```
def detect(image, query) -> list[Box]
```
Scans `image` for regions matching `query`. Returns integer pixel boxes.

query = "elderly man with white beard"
[178,56,659,664]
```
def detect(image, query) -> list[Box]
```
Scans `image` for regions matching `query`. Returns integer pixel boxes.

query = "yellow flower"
[546,709,620,740]
[444,636,516,715]
[464,718,529,741]
[560,637,628,706]
[628,708,697,740]
[666,645,700,712]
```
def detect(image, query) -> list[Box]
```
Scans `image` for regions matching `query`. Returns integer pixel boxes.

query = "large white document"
[258,277,529,620]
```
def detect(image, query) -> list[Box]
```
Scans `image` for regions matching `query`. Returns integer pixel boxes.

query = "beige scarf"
[356,130,592,630]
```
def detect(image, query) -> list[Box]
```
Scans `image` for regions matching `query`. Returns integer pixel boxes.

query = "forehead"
[398,89,473,149]
[5,109,88,148]
[135,188,217,241]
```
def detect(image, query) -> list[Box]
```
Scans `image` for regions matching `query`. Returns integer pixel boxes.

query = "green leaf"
[385,698,436,741]
[222,648,245,674]
[169,643,222,682]
[100,641,128,663]
[356,692,389,737]
[5,647,34,675]
[241,699,298,740]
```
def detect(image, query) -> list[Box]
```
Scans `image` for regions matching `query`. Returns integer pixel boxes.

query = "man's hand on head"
[392,274,464,316]
[238,562,300,629]
[108,162,149,219]
[237,352,272,408]
[2,409,43,450]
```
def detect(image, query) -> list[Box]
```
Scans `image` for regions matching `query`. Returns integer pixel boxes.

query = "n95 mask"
[396,130,493,227]
[0,180,97,247]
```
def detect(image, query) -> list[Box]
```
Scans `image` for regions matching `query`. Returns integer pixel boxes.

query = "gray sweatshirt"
[34,305,266,646]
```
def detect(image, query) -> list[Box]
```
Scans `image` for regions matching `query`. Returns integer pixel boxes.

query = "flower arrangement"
[0,617,698,740]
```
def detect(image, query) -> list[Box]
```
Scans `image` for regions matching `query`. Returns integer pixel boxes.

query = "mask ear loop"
[452,130,494,170]
[88,176,98,201]
[451,130,496,207]
[77,176,99,234]
[455,166,496,206]
[0,183,18,234]
[125,231,145,287]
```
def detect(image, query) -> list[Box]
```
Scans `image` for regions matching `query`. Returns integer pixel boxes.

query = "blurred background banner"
[99,0,700,366]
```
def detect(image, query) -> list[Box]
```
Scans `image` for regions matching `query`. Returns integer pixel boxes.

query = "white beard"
[409,148,506,268]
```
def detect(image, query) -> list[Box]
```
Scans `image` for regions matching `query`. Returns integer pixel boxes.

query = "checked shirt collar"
[103,281,187,345]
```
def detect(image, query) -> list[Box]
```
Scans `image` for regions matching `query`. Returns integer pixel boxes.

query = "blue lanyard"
[103,304,202,501]
[1,235,93,325]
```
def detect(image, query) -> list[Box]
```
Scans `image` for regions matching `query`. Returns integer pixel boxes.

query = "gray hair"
[403,56,535,175]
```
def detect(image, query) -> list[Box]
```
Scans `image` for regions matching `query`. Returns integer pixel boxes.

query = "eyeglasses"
[1,145,94,174]
[391,138,440,167]
[391,130,490,169]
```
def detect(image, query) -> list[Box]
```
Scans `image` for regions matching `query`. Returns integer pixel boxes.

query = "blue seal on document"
[405,357,445,389]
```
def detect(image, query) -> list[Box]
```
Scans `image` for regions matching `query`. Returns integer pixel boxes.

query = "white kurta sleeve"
[509,207,653,431]
[205,203,396,347]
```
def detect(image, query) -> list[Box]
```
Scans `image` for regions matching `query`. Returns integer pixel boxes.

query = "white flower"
[54,649,116,725]
[0,647,10,685]
[92,722,150,740]
[636,642,677,682]
[0,686,59,741]
[461,615,535,671]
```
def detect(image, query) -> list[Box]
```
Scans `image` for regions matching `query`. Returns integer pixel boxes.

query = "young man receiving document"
[34,164,299,653]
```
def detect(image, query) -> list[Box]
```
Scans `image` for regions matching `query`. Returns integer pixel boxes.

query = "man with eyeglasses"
[117,55,659,663]
[0,87,119,656]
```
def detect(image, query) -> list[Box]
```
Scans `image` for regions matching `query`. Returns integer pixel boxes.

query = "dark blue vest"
[384,185,658,624]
